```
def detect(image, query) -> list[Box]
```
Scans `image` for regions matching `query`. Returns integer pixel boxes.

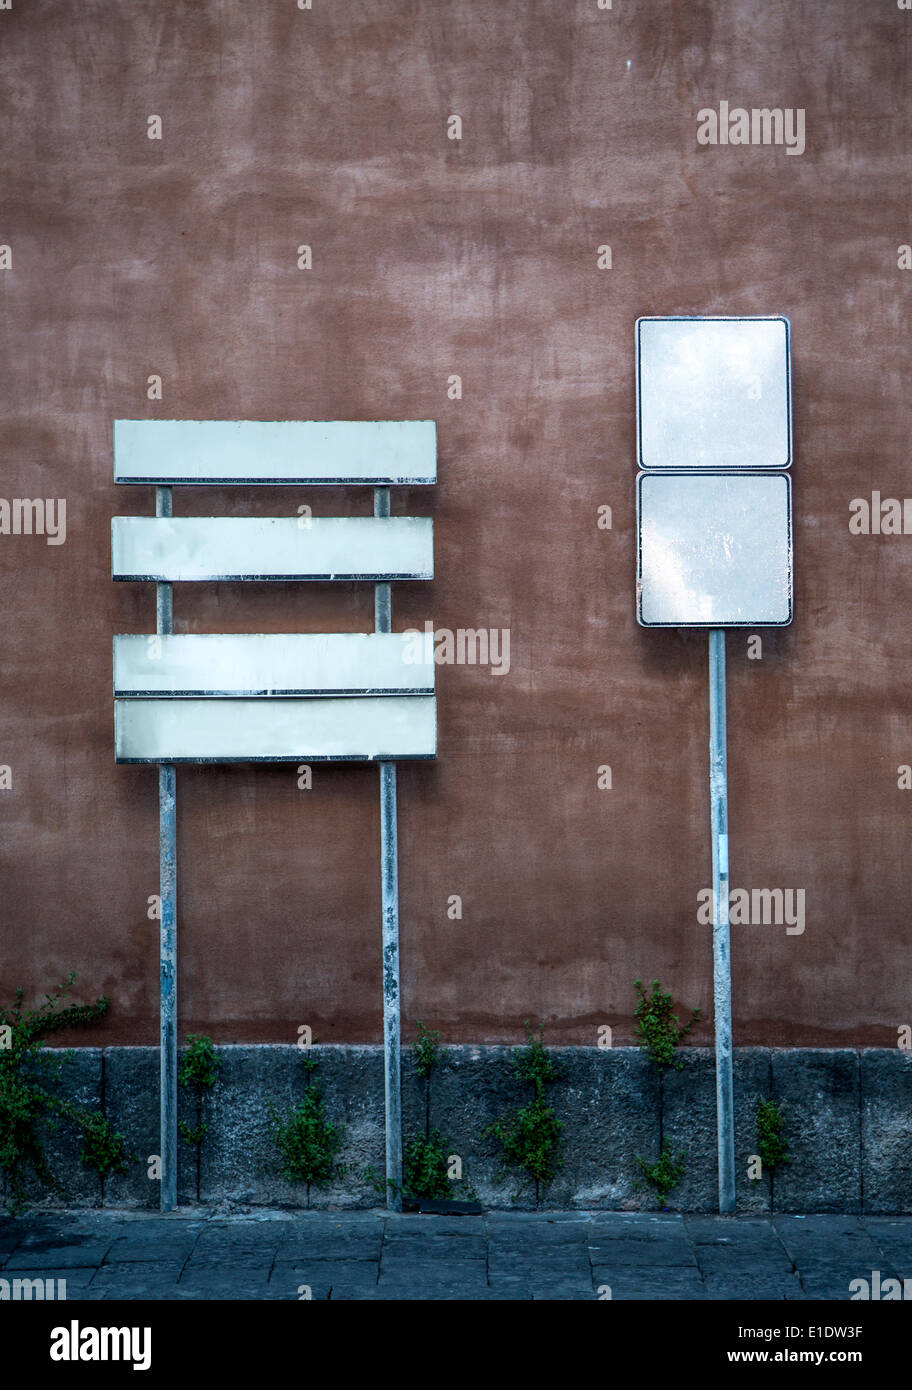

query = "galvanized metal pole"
[709,628,735,1214]
[156,485,177,1213]
[374,486,402,1210]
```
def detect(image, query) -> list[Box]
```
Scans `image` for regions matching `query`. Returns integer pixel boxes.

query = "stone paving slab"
[594,1268,708,1300]
[103,1230,206,1263]
[88,1262,187,1297]
[0,1266,96,1294]
[588,1237,698,1267]
[277,1232,383,1261]
[702,1273,807,1301]
[690,1245,795,1276]
[272,1260,380,1295]
[378,1261,489,1290]
[799,1269,864,1299]
[772,1215,891,1272]
[0,1207,907,1299]
[487,1252,592,1280]
[4,1239,115,1269]
[847,1216,912,1273]
[380,1234,488,1260]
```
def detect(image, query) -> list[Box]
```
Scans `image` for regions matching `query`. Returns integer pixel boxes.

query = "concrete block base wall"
[5,1046,912,1213]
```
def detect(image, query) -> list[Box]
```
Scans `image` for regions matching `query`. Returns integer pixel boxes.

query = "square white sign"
[637,471,793,627]
[637,316,792,471]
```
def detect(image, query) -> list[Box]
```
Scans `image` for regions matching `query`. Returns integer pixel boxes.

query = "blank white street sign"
[637,316,791,471]
[113,633,435,696]
[115,696,437,762]
[634,316,793,1213]
[637,471,793,627]
[113,416,437,1220]
[114,420,437,485]
[112,516,433,582]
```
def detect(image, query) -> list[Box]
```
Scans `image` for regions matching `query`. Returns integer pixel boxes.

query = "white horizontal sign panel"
[111,516,433,581]
[637,316,791,471]
[114,420,437,485]
[114,633,435,697]
[115,696,437,762]
[637,471,793,627]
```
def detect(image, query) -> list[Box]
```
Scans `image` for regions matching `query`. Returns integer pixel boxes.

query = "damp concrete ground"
[2,1208,910,1300]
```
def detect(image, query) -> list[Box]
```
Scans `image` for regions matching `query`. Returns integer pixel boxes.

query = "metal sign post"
[635,317,793,1214]
[155,484,177,1214]
[113,420,436,1212]
[374,483,403,1209]
[708,628,734,1213]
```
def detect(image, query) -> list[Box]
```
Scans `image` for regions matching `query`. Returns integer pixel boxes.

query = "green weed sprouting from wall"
[633,978,700,1209]
[270,1052,346,1189]
[634,978,701,1072]
[366,1021,476,1204]
[0,973,134,1212]
[401,1130,477,1202]
[178,1034,222,1148]
[635,1140,687,1206]
[402,1131,449,1199]
[407,1023,475,1202]
[413,1020,441,1079]
[754,1097,791,1179]
[70,1109,133,1183]
[485,1022,563,1202]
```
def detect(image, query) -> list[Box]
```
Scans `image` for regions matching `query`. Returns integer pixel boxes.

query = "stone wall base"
[6,1046,911,1213]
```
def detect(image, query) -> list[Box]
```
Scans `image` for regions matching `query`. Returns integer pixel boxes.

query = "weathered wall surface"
[10,1045,912,1214]
[0,2,910,1046]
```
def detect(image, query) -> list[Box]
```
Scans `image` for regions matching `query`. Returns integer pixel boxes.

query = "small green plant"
[366,1131,477,1204]
[179,1034,222,1090]
[634,1140,686,1206]
[414,1021,440,1079]
[403,1130,452,1200]
[754,1097,791,1178]
[366,1021,476,1205]
[364,1164,387,1199]
[178,1121,208,1146]
[404,1130,477,1201]
[0,973,134,1212]
[634,978,701,1072]
[178,1034,222,1148]
[71,1110,133,1181]
[485,1023,563,1200]
[270,1056,345,1187]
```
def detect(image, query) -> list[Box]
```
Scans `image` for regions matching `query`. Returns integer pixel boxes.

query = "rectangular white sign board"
[637,316,791,471]
[114,633,435,696]
[112,516,433,582]
[114,420,437,485]
[115,696,437,762]
[637,471,793,627]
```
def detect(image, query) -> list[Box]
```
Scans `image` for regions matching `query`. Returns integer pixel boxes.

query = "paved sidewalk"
[1,1209,909,1300]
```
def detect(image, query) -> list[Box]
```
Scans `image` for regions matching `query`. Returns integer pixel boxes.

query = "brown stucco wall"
[0,0,909,1047]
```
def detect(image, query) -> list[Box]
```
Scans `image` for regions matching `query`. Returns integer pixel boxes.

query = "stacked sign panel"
[635,317,793,628]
